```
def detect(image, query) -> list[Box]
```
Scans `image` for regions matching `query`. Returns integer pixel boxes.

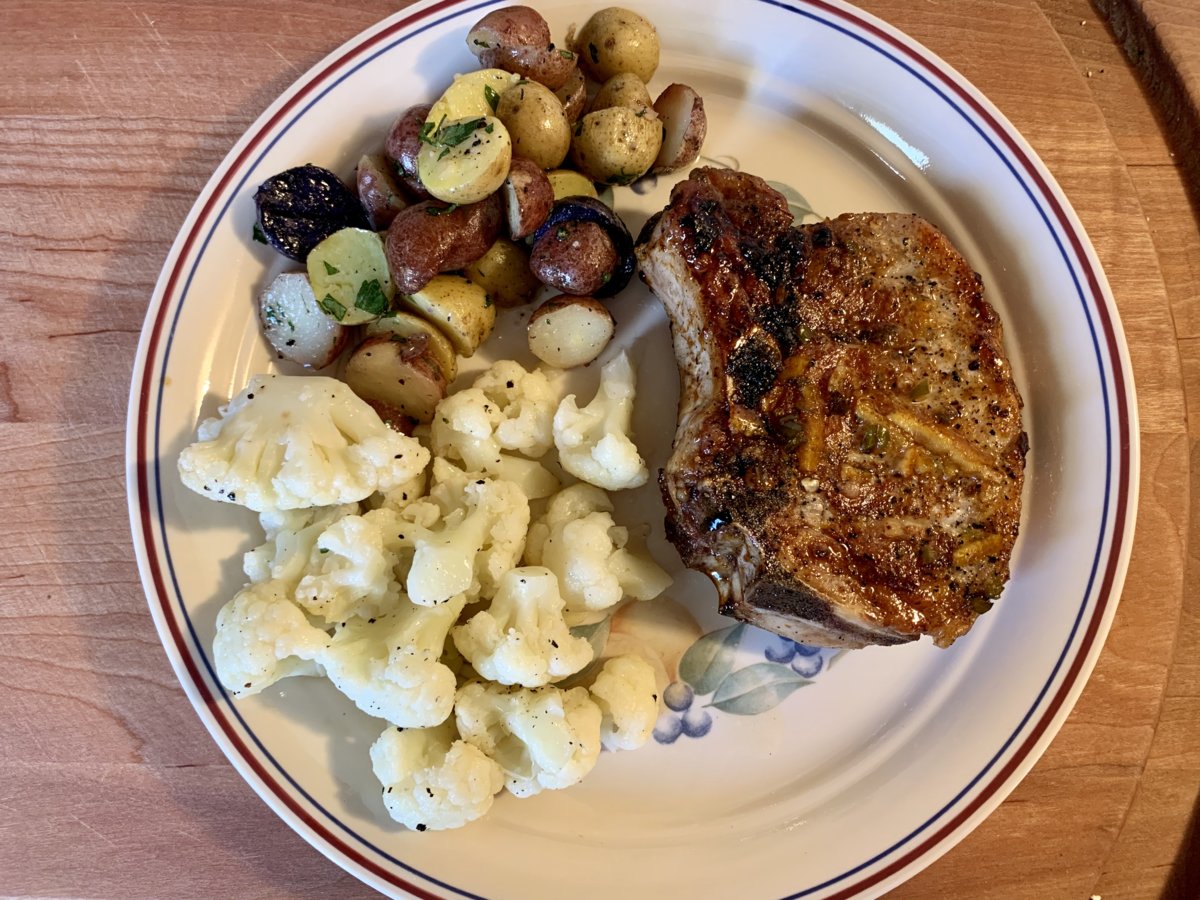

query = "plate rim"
[125,0,1140,896]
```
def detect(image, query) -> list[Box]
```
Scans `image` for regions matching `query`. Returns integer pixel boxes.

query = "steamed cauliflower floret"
[367,470,428,514]
[370,720,504,831]
[525,484,672,617]
[321,594,465,727]
[406,461,530,606]
[452,567,593,687]
[589,654,661,751]
[294,512,402,624]
[454,681,602,797]
[431,361,561,499]
[243,504,358,590]
[552,352,647,491]
[212,580,329,698]
[177,374,430,511]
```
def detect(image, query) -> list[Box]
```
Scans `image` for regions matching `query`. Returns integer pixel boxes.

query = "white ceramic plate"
[126,0,1139,896]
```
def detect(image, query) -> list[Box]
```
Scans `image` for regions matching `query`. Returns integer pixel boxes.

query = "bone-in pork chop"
[636,168,1027,648]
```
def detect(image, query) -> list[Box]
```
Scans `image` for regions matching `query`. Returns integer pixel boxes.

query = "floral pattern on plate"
[652,624,846,744]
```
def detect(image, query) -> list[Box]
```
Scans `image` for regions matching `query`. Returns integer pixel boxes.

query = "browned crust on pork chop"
[636,168,1027,648]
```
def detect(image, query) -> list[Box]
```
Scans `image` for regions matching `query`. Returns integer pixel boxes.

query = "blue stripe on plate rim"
[130,0,1135,896]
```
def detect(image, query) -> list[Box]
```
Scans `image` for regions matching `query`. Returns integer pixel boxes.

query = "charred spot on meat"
[636,167,1027,648]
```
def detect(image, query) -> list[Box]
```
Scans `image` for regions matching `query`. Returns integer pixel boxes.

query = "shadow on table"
[1165,793,1200,898]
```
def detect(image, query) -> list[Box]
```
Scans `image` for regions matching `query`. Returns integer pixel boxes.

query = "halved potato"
[400,274,496,357]
[527,295,615,368]
[258,272,349,368]
[417,115,512,205]
[652,83,707,173]
[464,237,541,308]
[426,69,519,127]
[306,227,395,325]
[502,157,554,239]
[364,311,458,382]
[344,334,448,424]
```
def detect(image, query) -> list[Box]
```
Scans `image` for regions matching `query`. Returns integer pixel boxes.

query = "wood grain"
[0,1,1195,897]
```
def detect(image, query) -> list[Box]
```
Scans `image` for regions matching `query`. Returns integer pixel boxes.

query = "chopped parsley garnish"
[423,117,487,153]
[484,84,500,112]
[354,279,390,315]
[323,260,339,275]
[319,294,347,321]
[472,38,489,48]
[424,203,460,216]
[252,222,268,244]
[558,48,574,59]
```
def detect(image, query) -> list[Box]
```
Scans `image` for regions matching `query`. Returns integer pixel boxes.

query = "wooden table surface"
[2,1,1197,897]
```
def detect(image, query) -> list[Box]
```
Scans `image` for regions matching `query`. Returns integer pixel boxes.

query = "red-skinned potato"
[503,157,554,239]
[384,103,433,198]
[466,6,577,89]
[356,153,408,229]
[652,84,707,173]
[554,67,587,123]
[527,295,615,368]
[344,334,448,424]
[385,195,502,294]
[529,220,618,295]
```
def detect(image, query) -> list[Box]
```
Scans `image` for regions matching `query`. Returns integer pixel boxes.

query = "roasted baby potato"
[496,81,571,170]
[532,196,635,297]
[307,227,395,325]
[343,334,448,423]
[545,168,599,201]
[385,195,502,294]
[384,104,433,198]
[356,153,407,229]
[254,164,367,261]
[417,115,512,205]
[652,83,707,173]
[466,6,577,89]
[571,7,660,83]
[464,237,541,308]
[554,66,587,123]
[502,157,554,239]
[426,68,519,126]
[527,295,614,368]
[400,274,496,357]
[590,72,652,114]
[258,272,349,368]
[364,310,459,382]
[570,106,662,185]
[530,220,618,295]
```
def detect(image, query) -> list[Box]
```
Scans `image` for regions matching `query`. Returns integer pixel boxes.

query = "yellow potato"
[546,168,599,201]
[464,238,541,308]
[496,81,571,170]
[364,311,459,382]
[417,116,512,205]
[426,68,518,126]
[306,228,395,326]
[569,106,662,185]
[400,274,496,357]
[572,8,660,83]
[590,73,652,113]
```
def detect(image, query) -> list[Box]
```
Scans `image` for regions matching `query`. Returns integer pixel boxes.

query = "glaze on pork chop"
[636,168,1027,648]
